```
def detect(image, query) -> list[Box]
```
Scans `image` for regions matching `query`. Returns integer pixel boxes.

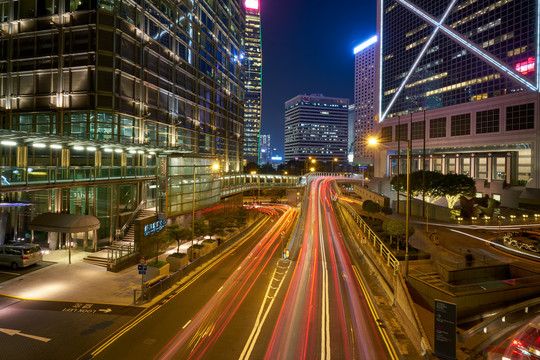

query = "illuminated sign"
[353,35,377,54]
[144,220,167,236]
[271,156,283,161]
[245,0,259,10]
[515,57,536,75]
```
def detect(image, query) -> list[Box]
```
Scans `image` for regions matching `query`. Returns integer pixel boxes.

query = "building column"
[487,154,493,182]
[470,155,476,178]
[455,155,460,174]
[442,155,447,174]
[429,155,434,171]
[505,153,511,184]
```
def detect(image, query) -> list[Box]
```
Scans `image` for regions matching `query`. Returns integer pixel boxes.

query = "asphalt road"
[265,177,398,359]
[0,295,142,360]
[83,205,297,360]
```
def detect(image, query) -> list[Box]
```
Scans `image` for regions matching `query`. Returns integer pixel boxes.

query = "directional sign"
[0,328,51,343]
[137,265,147,271]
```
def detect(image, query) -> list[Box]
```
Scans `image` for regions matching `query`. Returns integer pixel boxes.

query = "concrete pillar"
[470,155,476,178]
[505,154,511,184]
[487,154,493,182]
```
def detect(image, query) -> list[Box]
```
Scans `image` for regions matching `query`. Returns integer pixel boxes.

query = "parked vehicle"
[0,243,42,269]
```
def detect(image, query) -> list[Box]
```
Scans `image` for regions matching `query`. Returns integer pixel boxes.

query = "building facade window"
[476,109,499,134]
[381,126,393,142]
[451,114,471,136]
[429,117,446,138]
[506,103,534,131]
[396,123,408,141]
[411,121,425,140]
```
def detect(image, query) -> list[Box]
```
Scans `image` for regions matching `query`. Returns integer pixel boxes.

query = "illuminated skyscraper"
[375,0,540,208]
[0,0,246,246]
[353,35,377,166]
[260,134,271,164]
[284,94,349,164]
[243,0,263,164]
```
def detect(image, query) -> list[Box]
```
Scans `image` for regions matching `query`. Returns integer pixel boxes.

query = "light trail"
[153,206,297,360]
[265,177,393,359]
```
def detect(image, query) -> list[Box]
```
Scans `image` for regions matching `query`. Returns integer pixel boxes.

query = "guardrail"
[339,200,400,274]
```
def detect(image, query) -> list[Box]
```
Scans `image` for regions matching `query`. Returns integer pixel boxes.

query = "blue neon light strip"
[381,0,458,121]
[353,35,377,54]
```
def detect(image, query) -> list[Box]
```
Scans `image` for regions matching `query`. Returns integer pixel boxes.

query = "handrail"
[117,200,146,240]
[339,200,401,273]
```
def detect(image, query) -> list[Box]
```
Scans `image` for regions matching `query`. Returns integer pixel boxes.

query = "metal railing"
[339,200,400,273]
[0,165,157,187]
[116,200,146,241]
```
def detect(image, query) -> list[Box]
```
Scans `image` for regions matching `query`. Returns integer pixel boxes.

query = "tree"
[233,206,248,227]
[362,200,381,219]
[208,216,228,237]
[166,224,193,253]
[382,218,414,252]
[193,218,209,238]
[391,170,476,209]
[147,231,172,261]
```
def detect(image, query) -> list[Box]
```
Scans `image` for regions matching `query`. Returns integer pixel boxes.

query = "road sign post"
[139,258,147,301]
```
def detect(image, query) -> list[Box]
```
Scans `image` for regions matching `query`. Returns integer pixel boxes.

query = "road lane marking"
[89,217,272,358]
[239,259,292,360]
[0,328,51,342]
[352,266,399,360]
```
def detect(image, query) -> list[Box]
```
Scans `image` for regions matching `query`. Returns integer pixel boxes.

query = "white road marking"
[0,328,51,342]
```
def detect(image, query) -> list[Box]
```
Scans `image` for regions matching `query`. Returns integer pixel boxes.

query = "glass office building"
[0,0,245,244]
[243,0,262,164]
[375,0,540,207]
[284,94,349,164]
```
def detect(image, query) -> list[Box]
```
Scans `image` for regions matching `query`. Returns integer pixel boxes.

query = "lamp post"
[332,157,338,173]
[369,137,411,278]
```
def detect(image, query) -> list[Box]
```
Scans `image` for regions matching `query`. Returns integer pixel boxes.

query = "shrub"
[168,252,186,259]
[381,206,393,215]
[147,260,168,268]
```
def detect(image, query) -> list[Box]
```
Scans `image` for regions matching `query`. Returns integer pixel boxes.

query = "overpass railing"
[0,165,157,187]
[220,174,302,196]
[339,200,400,274]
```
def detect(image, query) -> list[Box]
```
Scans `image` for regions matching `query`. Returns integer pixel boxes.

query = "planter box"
[166,254,188,271]
[143,262,170,282]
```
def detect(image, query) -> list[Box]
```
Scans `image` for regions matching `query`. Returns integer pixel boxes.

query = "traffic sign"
[137,265,147,271]
[139,257,146,265]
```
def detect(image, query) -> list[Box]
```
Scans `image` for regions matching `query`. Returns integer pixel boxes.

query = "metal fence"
[339,200,400,274]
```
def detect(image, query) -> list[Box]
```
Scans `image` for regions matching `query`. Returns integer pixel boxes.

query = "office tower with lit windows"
[0,0,245,247]
[375,0,540,207]
[243,0,262,164]
[259,134,271,164]
[284,94,349,164]
[354,35,377,166]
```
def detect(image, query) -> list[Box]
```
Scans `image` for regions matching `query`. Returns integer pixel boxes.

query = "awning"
[29,213,100,233]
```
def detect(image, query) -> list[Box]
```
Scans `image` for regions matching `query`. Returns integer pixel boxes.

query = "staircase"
[82,204,156,267]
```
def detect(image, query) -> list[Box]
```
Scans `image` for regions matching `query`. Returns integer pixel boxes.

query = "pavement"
[0,249,144,305]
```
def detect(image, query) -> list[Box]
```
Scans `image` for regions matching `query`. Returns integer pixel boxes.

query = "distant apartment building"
[284,94,349,164]
[260,134,271,164]
[375,0,540,208]
[243,0,263,164]
[348,104,355,164]
[354,35,377,166]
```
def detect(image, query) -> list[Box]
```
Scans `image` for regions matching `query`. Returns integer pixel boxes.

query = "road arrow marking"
[98,308,112,313]
[0,328,51,342]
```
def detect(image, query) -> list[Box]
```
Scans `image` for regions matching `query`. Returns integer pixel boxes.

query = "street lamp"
[332,157,338,173]
[369,137,411,278]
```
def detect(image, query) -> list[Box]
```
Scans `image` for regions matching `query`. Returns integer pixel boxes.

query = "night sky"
[259,0,378,155]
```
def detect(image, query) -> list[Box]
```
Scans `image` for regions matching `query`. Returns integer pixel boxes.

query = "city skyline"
[259,0,377,156]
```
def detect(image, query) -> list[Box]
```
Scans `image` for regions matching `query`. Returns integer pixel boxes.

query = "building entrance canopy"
[29,213,100,233]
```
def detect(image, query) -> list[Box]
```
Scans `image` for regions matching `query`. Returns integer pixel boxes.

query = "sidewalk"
[0,249,142,305]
